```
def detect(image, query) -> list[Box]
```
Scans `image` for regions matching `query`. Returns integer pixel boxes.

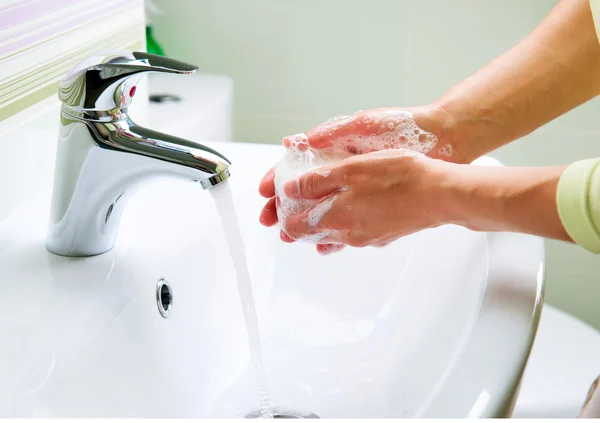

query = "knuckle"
[347,231,369,248]
[282,218,304,240]
[300,173,316,195]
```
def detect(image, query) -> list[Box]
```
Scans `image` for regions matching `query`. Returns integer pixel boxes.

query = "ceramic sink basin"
[0,141,544,418]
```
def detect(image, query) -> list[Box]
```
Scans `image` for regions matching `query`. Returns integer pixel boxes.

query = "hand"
[272,149,449,250]
[259,105,462,254]
[262,148,572,252]
[281,106,459,160]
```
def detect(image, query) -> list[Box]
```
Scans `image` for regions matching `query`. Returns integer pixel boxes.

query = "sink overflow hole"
[156,279,172,318]
[149,93,182,104]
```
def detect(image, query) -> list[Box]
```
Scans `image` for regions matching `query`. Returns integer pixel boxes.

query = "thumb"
[283,167,341,199]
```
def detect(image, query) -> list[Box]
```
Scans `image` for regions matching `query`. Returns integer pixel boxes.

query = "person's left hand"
[260,148,452,254]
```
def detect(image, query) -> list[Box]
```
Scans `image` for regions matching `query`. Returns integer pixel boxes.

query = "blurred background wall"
[152,0,600,329]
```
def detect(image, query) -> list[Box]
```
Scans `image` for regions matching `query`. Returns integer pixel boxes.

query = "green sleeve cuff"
[557,159,600,254]
[591,0,600,43]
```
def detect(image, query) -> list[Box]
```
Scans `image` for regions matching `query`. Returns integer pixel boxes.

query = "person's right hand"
[258,105,466,254]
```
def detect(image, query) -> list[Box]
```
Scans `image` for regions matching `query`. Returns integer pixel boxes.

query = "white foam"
[322,110,438,156]
[306,195,336,227]
[316,169,331,178]
[274,147,339,240]
[439,143,453,157]
[301,230,335,243]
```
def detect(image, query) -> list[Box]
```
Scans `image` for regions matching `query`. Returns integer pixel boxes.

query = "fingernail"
[284,180,299,197]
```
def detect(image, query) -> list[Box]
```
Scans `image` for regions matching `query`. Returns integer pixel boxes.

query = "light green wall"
[153,0,600,329]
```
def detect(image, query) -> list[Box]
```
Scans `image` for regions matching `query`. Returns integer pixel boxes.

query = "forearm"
[439,163,572,242]
[435,0,600,162]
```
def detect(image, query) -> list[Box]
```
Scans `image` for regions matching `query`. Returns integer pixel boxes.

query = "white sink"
[0,141,544,418]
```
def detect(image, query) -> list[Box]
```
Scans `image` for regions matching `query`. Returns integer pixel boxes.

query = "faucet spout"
[80,114,232,189]
[46,51,232,257]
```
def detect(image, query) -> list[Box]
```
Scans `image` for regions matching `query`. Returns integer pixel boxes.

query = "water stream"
[210,181,274,418]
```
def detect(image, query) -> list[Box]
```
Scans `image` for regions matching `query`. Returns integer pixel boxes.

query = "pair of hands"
[258,107,464,254]
[258,0,600,254]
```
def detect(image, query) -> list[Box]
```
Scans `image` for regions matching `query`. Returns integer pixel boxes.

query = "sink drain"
[245,408,319,419]
[156,279,172,318]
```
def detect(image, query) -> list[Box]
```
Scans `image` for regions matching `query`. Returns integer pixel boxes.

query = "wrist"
[419,159,472,228]
[416,103,475,165]
[429,161,480,229]
[433,161,571,241]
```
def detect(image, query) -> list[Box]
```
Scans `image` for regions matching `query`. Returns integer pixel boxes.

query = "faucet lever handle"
[99,51,198,75]
[59,51,198,112]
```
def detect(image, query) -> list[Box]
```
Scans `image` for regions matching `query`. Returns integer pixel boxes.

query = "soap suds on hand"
[274,110,438,244]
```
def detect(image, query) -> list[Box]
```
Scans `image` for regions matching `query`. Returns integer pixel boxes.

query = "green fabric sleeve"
[591,0,600,42]
[557,159,600,253]
[555,2,600,252]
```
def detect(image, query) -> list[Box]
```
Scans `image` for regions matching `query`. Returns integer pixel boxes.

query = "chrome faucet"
[46,51,232,257]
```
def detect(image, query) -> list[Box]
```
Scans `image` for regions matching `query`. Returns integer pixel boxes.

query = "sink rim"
[416,229,544,417]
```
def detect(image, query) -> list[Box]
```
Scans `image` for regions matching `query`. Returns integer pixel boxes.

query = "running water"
[210,181,274,418]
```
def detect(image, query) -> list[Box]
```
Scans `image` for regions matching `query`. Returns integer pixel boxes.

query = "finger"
[280,230,295,243]
[283,211,313,241]
[259,168,276,198]
[259,197,278,227]
[304,127,333,150]
[314,229,346,245]
[306,113,385,152]
[283,196,341,240]
[316,243,345,255]
[308,109,427,155]
[282,134,309,151]
[372,233,396,248]
[303,114,362,148]
[284,168,341,199]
